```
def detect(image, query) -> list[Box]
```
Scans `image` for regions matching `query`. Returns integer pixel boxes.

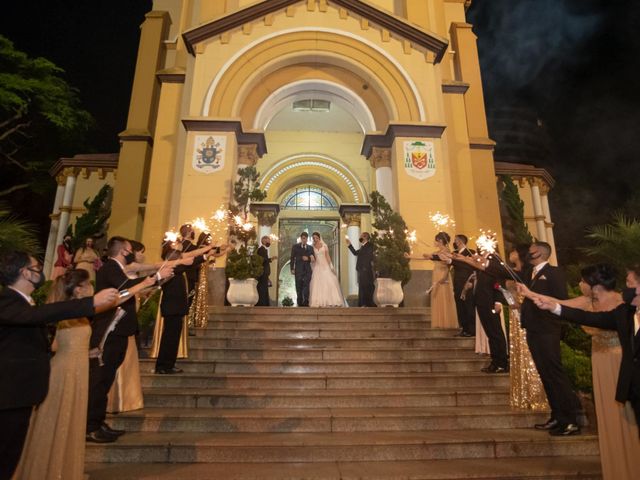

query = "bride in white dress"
[309,232,346,307]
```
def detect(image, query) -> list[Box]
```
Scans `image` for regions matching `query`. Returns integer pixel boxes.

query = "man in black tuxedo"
[520,241,580,436]
[290,232,314,306]
[180,224,199,306]
[257,236,276,306]
[451,234,476,336]
[86,236,172,443]
[156,245,209,374]
[0,251,118,479]
[535,270,640,436]
[347,232,376,307]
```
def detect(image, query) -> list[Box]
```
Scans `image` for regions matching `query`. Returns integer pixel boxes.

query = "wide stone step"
[84,429,599,463]
[207,306,430,321]
[138,358,488,374]
[190,329,448,340]
[142,388,509,409]
[109,406,549,433]
[201,320,432,331]
[180,337,475,350]
[139,372,509,389]
[170,347,481,361]
[85,457,603,480]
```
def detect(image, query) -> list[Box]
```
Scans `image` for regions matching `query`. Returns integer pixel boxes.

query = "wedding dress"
[309,242,346,307]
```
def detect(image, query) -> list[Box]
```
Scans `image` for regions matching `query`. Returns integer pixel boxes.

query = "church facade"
[44,0,558,305]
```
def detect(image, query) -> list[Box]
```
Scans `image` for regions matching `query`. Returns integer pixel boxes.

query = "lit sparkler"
[476,230,497,256]
[192,217,209,233]
[429,212,456,231]
[164,230,179,243]
[242,222,253,232]
[268,233,280,242]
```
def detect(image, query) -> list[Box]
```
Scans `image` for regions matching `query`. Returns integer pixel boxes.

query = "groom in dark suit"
[290,232,314,306]
[347,232,376,307]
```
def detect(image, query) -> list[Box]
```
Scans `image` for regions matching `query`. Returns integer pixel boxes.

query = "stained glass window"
[282,186,338,210]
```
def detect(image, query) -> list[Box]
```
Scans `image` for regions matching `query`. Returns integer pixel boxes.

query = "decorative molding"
[250,202,280,227]
[369,146,391,169]
[182,0,449,62]
[339,203,371,223]
[156,67,186,83]
[494,161,555,189]
[181,119,267,157]
[441,81,470,94]
[119,129,153,145]
[238,144,259,166]
[469,137,496,151]
[361,123,446,158]
[49,153,119,178]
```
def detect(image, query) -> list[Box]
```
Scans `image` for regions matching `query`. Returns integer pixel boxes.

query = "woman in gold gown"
[424,232,458,329]
[73,237,99,283]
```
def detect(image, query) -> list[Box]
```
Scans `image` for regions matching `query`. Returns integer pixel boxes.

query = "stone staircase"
[85,307,602,479]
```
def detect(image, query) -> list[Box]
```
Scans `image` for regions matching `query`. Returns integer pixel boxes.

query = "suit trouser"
[358,271,375,307]
[527,331,580,425]
[295,272,311,306]
[0,406,32,480]
[454,282,475,333]
[87,334,128,433]
[476,304,508,368]
[257,277,270,306]
[156,315,184,370]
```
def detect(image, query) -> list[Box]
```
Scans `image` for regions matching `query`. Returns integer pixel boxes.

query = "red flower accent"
[493,282,501,290]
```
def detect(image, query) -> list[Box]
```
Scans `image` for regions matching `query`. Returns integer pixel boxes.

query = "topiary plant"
[369,191,411,284]
[225,245,263,280]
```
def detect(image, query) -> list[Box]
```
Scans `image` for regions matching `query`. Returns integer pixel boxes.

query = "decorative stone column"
[250,202,280,244]
[54,168,78,251]
[538,183,558,265]
[369,147,395,209]
[43,176,67,277]
[529,178,547,242]
[340,204,371,297]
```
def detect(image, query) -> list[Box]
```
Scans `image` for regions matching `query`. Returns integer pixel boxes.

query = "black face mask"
[622,287,637,305]
[124,252,136,265]
[359,237,364,243]
[526,252,541,263]
[29,270,45,290]
[265,242,271,248]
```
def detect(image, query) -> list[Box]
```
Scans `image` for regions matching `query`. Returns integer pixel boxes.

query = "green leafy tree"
[0,35,92,198]
[498,175,533,250]
[67,185,112,249]
[582,213,640,274]
[370,191,411,284]
[0,202,41,254]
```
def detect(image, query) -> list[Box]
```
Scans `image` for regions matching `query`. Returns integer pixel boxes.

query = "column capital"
[238,144,259,167]
[62,167,79,179]
[528,176,550,194]
[339,204,370,225]
[369,146,392,169]
[342,212,361,227]
[250,202,280,227]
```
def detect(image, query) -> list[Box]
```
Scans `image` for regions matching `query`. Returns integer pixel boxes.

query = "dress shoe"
[534,418,559,430]
[156,367,183,374]
[482,363,509,374]
[460,331,474,337]
[549,423,581,436]
[480,362,496,373]
[101,423,125,437]
[86,429,117,443]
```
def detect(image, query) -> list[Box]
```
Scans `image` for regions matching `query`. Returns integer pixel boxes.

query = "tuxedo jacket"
[519,263,567,334]
[160,256,205,317]
[348,242,374,273]
[561,303,640,406]
[0,288,94,409]
[290,243,314,278]
[451,248,476,290]
[181,239,199,289]
[91,258,147,346]
[473,257,505,307]
[257,245,271,280]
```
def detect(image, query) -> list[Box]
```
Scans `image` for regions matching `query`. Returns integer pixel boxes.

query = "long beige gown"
[106,336,144,413]
[14,320,90,480]
[73,248,99,283]
[430,255,458,328]
[585,325,640,480]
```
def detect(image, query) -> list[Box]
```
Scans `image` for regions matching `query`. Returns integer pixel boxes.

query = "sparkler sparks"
[192,217,209,233]
[476,230,497,255]
[429,212,456,231]
[163,230,179,243]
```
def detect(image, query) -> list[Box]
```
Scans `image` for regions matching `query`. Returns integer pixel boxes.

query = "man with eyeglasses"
[0,250,119,480]
[86,236,174,443]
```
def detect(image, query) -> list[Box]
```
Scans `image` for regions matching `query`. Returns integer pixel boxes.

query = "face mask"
[359,237,364,243]
[124,252,136,265]
[265,242,271,248]
[622,287,637,304]
[28,270,45,290]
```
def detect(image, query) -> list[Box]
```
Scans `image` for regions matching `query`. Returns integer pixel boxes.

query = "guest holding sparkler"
[422,232,458,329]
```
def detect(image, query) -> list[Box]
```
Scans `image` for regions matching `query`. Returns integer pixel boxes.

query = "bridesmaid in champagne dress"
[425,232,458,329]
[14,270,93,480]
[73,238,99,283]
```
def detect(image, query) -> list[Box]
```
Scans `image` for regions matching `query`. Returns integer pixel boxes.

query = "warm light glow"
[212,208,227,222]
[429,212,456,231]
[242,222,253,232]
[233,215,243,226]
[268,233,279,242]
[164,231,179,243]
[476,230,497,255]
[192,217,209,233]
[406,229,417,244]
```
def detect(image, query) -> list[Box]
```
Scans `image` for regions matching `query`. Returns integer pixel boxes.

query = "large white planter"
[227,278,259,307]
[374,278,404,307]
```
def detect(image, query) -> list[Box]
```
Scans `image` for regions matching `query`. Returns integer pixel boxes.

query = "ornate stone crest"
[403,140,435,180]
[193,135,225,173]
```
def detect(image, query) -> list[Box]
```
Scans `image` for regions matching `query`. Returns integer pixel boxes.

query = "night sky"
[1,0,638,263]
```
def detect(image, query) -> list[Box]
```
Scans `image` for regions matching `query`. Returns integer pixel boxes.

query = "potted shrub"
[225,166,265,306]
[370,191,411,307]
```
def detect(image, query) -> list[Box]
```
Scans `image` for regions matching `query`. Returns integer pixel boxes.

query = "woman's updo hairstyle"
[435,232,451,246]
[582,263,617,291]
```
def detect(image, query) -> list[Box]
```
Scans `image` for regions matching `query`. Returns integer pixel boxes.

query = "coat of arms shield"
[404,141,435,180]
[193,135,225,173]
